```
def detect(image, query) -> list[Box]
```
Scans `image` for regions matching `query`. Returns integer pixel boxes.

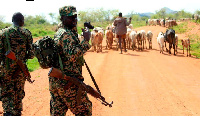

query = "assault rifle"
[48,67,113,107]
[5,50,35,83]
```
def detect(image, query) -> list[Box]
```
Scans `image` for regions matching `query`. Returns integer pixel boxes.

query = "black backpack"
[33,36,59,69]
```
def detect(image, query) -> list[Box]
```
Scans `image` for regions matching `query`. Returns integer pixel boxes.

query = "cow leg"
[169,44,171,54]
[183,47,184,54]
[187,48,188,57]
[142,39,144,50]
[106,39,107,49]
[189,45,191,57]
[165,41,167,52]
[173,44,176,55]
[145,39,147,49]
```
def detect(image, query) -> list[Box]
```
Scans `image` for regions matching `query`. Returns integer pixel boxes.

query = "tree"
[195,10,200,15]
[156,8,167,19]
[49,13,56,24]
[151,14,159,19]
[132,14,140,21]
[0,15,5,22]
[24,15,49,26]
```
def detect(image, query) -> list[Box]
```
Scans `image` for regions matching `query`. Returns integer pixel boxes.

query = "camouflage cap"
[59,6,77,16]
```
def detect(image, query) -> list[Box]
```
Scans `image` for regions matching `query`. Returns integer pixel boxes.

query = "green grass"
[25,24,55,38]
[190,42,200,58]
[132,21,146,28]
[189,34,200,58]
[27,57,40,72]
[171,22,188,33]
[178,34,200,58]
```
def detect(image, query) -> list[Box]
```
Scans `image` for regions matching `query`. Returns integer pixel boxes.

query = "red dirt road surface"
[1,22,200,116]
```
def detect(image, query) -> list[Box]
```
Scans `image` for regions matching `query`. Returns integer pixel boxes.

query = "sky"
[0,0,199,23]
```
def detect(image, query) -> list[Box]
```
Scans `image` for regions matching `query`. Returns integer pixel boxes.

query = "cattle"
[130,30,137,51]
[105,29,113,49]
[146,31,153,49]
[194,14,199,23]
[160,19,165,27]
[140,30,147,49]
[126,24,134,49]
[84,22,94,29]
[181,39,191,57]
[136,30,146,50]
[164,29,176,55]
[148,19,159,26]
[175,34,178,53]
[157,32,165,54]
[165,20,177,28]
[90,30,97,51]
[136,32,142,50]
[126,31,131,49]
[93,32,103,53]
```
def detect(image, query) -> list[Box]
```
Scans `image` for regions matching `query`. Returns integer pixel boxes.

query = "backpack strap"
[5,29,11,70]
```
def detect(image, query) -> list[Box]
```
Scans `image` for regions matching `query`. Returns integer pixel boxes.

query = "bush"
[171,22,188,33]
[27,57,40,72]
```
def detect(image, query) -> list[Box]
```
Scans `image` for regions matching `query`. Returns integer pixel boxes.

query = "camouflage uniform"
[0,26,34,115]
[49,6,92,116]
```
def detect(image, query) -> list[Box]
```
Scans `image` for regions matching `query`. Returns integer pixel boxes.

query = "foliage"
[78,8,119,22]
[27,57,40,72]
[171,22,188,33]
[188,35,200,58]
[155,8,167,19]
[25,24,55,38]
[23,15,55,38]
[0,21,11,29]
[151,8,192,20]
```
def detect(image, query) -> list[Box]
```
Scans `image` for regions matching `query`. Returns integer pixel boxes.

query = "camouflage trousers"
[49,76,92,116]
[1,67,25,116]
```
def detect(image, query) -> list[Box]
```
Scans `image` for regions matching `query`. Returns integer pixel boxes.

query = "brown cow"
[93,32,103,53]
[181,39,191,57]
[105,30,113,49]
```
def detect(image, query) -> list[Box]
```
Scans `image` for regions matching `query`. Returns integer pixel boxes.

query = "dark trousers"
[118,35,126,53]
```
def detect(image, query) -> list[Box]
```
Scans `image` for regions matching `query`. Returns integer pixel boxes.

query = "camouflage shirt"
[0,25,34,72]
[54,27,91,79]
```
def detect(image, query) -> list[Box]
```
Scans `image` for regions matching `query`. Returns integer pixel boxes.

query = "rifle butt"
[48,67,64,79]
[5,50,16,61]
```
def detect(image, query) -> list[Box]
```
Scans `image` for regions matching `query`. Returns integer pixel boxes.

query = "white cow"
[147,31,153,49]
[157,32,165,54]
[130,30,137,51]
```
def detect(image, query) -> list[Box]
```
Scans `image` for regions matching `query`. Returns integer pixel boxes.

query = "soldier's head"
[119,12,122,17]
[59,6,77,29]
[12,12,24,27]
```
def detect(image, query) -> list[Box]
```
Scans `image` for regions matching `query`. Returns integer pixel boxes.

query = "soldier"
[113,12,131,54]
[49,6,92,116]
[0,12,34,116]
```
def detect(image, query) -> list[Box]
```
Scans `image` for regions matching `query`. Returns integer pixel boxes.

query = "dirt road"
[1,23,200,116]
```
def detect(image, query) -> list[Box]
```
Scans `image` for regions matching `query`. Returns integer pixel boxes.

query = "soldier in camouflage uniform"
[49,6,92,116]
[0,12,34,116]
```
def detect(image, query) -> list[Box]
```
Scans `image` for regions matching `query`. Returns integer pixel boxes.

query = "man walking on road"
[113,12,131,54]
